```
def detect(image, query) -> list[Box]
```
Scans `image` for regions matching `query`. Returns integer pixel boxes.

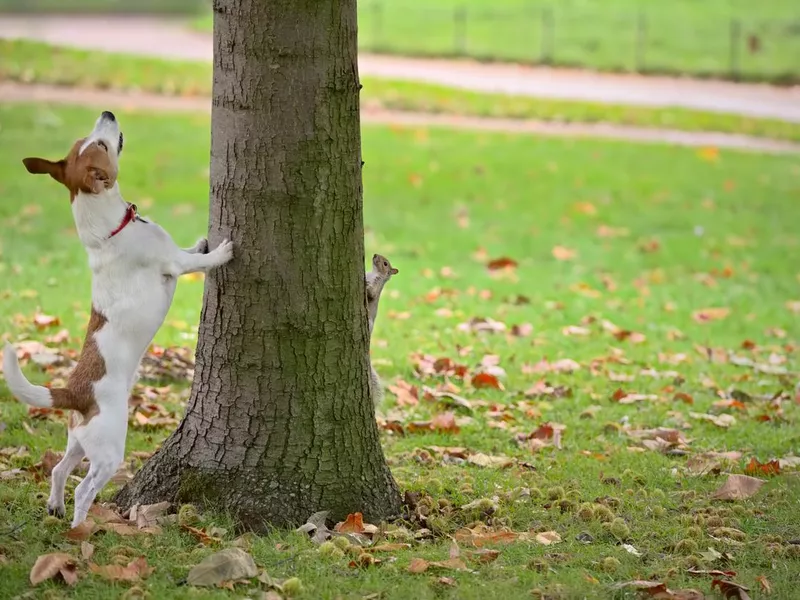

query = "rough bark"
[115,0,401,529]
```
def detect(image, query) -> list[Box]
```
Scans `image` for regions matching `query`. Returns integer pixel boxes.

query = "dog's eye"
[97,140,108,151]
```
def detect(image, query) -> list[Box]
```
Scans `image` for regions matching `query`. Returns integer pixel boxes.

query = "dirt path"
[1,15,799,123]
[2,82,798,154]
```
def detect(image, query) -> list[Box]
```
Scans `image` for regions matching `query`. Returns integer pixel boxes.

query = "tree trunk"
[115,0,401,529]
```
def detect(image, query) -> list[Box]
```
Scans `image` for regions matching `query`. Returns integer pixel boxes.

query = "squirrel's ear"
[390,267,399,275]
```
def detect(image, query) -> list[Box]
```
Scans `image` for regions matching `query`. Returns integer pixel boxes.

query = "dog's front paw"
[194,238,209,254]
[47,502,65,519]
[214,239,234,265]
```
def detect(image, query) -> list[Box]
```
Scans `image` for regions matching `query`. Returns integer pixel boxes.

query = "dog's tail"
[2,341,54,408]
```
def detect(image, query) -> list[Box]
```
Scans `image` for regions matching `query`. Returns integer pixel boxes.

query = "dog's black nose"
[101,111,116,122]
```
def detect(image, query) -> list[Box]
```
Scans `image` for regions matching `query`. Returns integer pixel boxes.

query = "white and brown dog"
[2,111,233,528]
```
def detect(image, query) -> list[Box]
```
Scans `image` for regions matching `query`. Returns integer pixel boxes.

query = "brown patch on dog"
[52,308,107,426]
[23,138,117,202]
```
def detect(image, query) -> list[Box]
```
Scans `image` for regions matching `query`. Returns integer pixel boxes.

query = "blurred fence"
[359,2,800,84]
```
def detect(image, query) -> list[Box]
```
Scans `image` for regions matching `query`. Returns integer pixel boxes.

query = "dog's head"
[22,111,124,202]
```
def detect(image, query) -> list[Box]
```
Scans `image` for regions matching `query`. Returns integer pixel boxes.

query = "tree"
[115,0,401,529]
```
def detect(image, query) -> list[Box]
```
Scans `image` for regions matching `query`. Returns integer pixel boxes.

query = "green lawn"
[1,103,799,599]
[3,39,800,144]
[196,0,800,83]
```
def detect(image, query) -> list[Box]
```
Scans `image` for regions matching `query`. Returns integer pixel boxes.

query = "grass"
[1,103,800,599]
[192,0,800,83]
[3,39,800,144]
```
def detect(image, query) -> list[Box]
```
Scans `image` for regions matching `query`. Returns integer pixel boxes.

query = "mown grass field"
[196,0,800,82]
[0,103,799,599]
[3,39,800,144]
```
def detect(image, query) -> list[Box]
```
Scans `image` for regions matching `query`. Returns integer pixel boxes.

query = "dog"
[2,110,233,528]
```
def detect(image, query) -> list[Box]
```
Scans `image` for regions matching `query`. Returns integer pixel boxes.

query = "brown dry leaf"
[66,521,97,542]
[692,307,731,323]
[454,526,518,548]
[408,557,430,573]
[611,580,704,600]
[430,411,460,434]
[335,513,366,534]
[103,522,160,536]
[388,380,419,407]
[88,504,126,524]
[562,325,590,337]
[89,556,152,582]
[30,553,78,586]
[785,300,800,314]
[368,543,411,553]
[131,501,172,529]
[437,576,457,587]
[182,525,223,546]
[33,311,61,330]
[467,453,513,468]
[744,457,780,476]
[756,575,772,595]
[552,245,576,261]
[486,257,518,271]
[712,579,751,599]
[534,531,562,546]
[712,475,765,500]
[471,372,504,390]
[687,567,737,577]
[697,146,720,162]
[468,548,500,564]
[81,542,95,561]
[689,412,736,428]
[186,548,258,587]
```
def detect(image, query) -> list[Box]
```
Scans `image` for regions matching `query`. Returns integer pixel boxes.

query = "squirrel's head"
[373,253,399,276]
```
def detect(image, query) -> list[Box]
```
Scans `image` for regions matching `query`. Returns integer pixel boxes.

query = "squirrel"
[365,253,398,406]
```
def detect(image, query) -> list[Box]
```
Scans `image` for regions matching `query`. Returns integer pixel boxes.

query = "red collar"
[108,203,138,239]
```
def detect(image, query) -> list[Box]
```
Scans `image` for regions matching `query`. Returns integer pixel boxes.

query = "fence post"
[635,12,647,72]
[729,19,741,80]
[541,7,554,64]
[454,5,468,56]
[372,1,384,52]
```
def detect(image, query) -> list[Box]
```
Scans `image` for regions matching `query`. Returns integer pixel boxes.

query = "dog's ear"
[23,157,66,184]
[83,166,110,194]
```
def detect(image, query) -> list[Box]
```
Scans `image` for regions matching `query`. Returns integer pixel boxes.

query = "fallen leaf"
[534,531,562,545]
[690,412,736,428]
[744,457,780,476]
[454,526,518,547]
[408,557,430,573]
[186,548,258,586]
[81,542,95,561]
[712,579,751,599]
[182,525,223,546]
[335,513,371,535]
[687,567,737,577]
[89,556,152,582]
[33,312,61,330]
[712,475,765,500]
[468,548,500,564]
[472,372,504,390]
[487,257,518,270]
[66,521,97,542]
[552,245,576,261]
[30,553,78,586]
[132,501,171,529]
[431,412,460,433]
[611,580,704,599]
[693,307,731,323]
[467,453,513,468]
[756,575,772,595]
[88,504,126,524]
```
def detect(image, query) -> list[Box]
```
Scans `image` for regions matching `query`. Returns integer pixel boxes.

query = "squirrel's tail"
[2,341,55,408]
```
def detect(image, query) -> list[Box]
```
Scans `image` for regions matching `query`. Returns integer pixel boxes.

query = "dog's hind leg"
[47,432,85,519]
